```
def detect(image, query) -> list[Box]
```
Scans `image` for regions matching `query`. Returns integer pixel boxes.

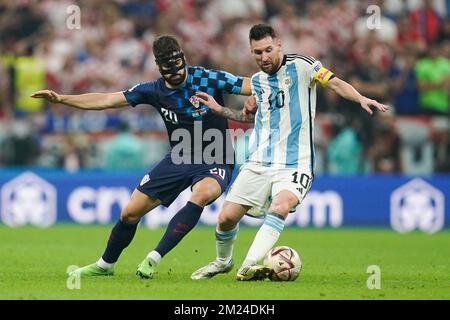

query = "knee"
[218,210,238,230]
[269,198,298,217]
[191,185,221,207]
[120,208,140,224]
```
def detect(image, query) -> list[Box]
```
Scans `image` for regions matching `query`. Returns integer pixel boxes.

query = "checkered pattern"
[122,65,243,160]
[123,65,243,107]
[123,65,244,122]
[168,66,243,111]
[170,66,244,119]
[186,66,244,96]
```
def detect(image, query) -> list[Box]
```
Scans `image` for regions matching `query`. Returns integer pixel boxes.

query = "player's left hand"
[242,95,258,116]
[359,97,389,115]
[196,91,222,112]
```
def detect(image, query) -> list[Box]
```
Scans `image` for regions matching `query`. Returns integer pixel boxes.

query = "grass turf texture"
[0,225,449,300]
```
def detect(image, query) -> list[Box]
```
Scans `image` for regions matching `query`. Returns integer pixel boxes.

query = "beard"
[260,60,278,74]
[163,69,187,86]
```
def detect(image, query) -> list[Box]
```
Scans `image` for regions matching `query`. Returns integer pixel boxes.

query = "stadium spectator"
[389,48,420,114]
[11,48,47,113]
[0,0,449,173]
[327,119,363,175]
[349,35,391,102]
[60,134,86,172]
[104,121,145,170]
[410,0,442,45]
[397,14,427,52]
[0,2,46,44]
[1,118,40,166]
[107,19,145,67]
[415,43,450,115]
[369,109,403,174]
[436,17,450,43]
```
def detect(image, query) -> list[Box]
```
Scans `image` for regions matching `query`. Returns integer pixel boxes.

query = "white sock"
[243,214,285,266]
[216,225,239,265]
[96,257,115,270]
[147,250,162,266]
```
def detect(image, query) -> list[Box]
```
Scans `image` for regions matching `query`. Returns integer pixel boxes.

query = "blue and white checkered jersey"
[247,54,334,173]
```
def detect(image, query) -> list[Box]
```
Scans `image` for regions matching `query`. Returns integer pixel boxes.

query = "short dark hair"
[249,24,277,42]
[153,35,181,60]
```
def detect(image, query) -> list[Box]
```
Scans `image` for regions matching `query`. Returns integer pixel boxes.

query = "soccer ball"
[264,246,302,281]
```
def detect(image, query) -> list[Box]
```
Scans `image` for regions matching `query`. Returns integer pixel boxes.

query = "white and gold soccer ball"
[264,246,302,281]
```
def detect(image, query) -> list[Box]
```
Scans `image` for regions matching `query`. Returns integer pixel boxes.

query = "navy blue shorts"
[136,154,234,207]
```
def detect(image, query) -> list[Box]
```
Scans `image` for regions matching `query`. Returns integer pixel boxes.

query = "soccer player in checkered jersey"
[191,24,388,281]
[32,35,252,279]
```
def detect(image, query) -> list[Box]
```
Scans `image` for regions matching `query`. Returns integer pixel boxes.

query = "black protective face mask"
[155,51,186,75]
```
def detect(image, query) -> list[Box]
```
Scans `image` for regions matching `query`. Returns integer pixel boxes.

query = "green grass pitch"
[0,225,449,300]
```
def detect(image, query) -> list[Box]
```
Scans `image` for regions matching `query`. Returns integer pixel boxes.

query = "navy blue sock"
[155,201,203,257]
[102,220,139,263]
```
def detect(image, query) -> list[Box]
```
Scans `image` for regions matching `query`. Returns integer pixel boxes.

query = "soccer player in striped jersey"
[191,24,388,281]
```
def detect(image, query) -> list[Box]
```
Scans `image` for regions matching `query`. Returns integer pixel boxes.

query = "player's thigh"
[271,170,314,215]
[121,189,161,222]
[137,155,192,207]
[190,177,222,207]
[225,164,271,209]
[190,164,233,207]
[218,200,252,231]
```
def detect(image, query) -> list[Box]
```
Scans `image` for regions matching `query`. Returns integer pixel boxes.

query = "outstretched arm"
[326,77,389,115]
[31,90,129,110]
[196,92,255,123]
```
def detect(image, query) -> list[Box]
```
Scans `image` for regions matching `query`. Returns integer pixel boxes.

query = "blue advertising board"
[0,169,449,233]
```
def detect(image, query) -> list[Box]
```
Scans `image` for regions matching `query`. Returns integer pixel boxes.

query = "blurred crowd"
[0,0,449,175]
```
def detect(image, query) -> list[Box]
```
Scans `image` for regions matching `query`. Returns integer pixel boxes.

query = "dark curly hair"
[153,35,182,61]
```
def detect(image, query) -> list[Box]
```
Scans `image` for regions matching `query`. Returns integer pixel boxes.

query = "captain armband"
[312,67,334,86]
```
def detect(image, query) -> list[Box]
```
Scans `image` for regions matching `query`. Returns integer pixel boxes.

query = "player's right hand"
[30,90,62,103]
[195,91,222,112]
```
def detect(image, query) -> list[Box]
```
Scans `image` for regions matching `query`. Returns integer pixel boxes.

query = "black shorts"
[136,154,234,207]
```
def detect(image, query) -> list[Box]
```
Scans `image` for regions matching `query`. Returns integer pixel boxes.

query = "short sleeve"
[309,61,334,87]
[211,69,244,94]
[294,56,334,87]
[123,82,155,107]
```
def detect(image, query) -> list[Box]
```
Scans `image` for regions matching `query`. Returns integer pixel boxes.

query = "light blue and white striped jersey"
[247,54,333,172]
